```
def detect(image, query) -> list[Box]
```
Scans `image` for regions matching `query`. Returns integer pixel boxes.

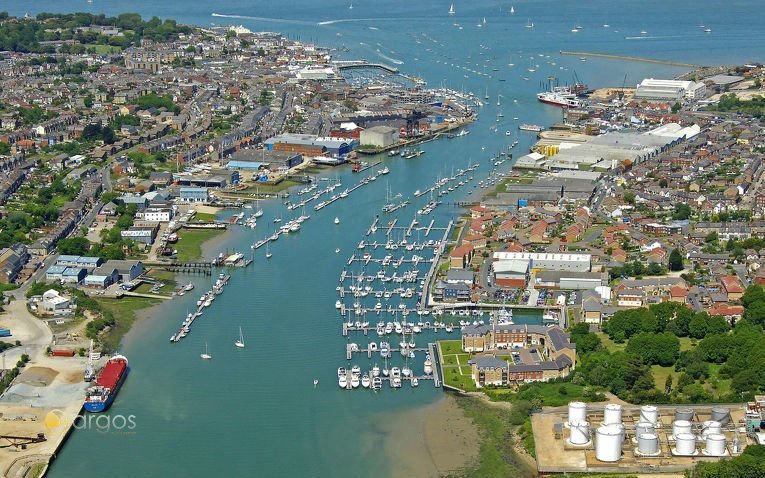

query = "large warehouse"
[634,78,706,101]
[492,259,529,288]
[359,125,399,147]
[492,252,592,272]
[535,270,604,290]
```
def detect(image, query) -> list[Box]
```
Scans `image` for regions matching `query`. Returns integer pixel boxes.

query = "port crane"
[0,433,47,449]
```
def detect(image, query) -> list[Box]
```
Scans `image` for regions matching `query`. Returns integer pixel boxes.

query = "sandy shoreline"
[376,394,479,478]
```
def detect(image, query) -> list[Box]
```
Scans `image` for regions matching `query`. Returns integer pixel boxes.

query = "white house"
[40,289,73,316]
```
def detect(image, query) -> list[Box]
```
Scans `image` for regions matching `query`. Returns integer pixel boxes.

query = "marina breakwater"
[559,51,704,68]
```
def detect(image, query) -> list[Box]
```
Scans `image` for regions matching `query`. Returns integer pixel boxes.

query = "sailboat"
[266,241,273,259]
[448,2,455,16]
[235,327,245,348]
[484,86,489,100]
[525,19,534,29]
[349,2,353,9]
[510,5,515,15]
[200,342,212,360]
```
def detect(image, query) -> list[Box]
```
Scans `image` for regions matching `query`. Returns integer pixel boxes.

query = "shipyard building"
[634,78,706,101]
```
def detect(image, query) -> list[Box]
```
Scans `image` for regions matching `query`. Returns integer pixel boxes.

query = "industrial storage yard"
[532,401,753,474]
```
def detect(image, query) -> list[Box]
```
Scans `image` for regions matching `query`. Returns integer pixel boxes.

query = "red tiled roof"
[720,275,744,293]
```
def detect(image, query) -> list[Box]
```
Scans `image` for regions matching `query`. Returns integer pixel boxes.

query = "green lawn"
[651,365,679,391]
[193,212,217,222]
[439,339,465,356]
[596,332,626,352]
[442,366,478,392]
[679,336,695,352]
[706,363,732,397]
[241,180,300,194]
[175,229,225,261]
[92,44,122,54]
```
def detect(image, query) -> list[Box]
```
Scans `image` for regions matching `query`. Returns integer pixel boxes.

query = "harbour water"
[12,0,761,476]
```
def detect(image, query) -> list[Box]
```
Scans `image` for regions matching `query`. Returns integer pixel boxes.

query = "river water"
[10,0,762,476]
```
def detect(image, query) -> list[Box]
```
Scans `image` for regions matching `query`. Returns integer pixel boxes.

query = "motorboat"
[424,355,433,375]
[335,300,342,309]
[361,374,371,388]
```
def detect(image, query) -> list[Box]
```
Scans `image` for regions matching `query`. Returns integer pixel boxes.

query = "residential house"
[450,244,474,269]
[471,356,509,388]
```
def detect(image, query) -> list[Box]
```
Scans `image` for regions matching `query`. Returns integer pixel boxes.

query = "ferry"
[83,354,129,413]
[536,86,581,108]
[519,124,545,132]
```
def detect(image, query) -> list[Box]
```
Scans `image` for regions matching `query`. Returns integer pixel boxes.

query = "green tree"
[671,101,681,113]
[625,332,680,366]
[673,202,692,220]
[57,237,91,255]
[668,248,684,271]
[623,191,636,205]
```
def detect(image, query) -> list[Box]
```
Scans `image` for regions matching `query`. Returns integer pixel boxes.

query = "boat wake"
[375,50,404,65]
[211,13,315,26]
[624,35,686,40]
[317,17,400,26]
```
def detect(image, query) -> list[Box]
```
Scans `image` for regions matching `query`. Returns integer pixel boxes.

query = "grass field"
[596,332,627,352]
[175,229,225,261]
[92,44,122,54]
[651,365,678,391]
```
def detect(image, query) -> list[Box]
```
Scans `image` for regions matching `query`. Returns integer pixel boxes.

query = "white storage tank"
[595,425,623,462]
[567,402,587,426]
[672,420,692,440]
[701,420,722,439]
[640,405,659,425]
[674,433,697,456]
[603,404,622,426]
[675,408,694,421]
[569,421,590,445]
[637,433,659,455]
[636,421,655,436]
[704,433,726,456]
[711,407,730,426]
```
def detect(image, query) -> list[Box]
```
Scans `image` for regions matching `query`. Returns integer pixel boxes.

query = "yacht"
[334,217,340,225]
[234,327,245,348]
